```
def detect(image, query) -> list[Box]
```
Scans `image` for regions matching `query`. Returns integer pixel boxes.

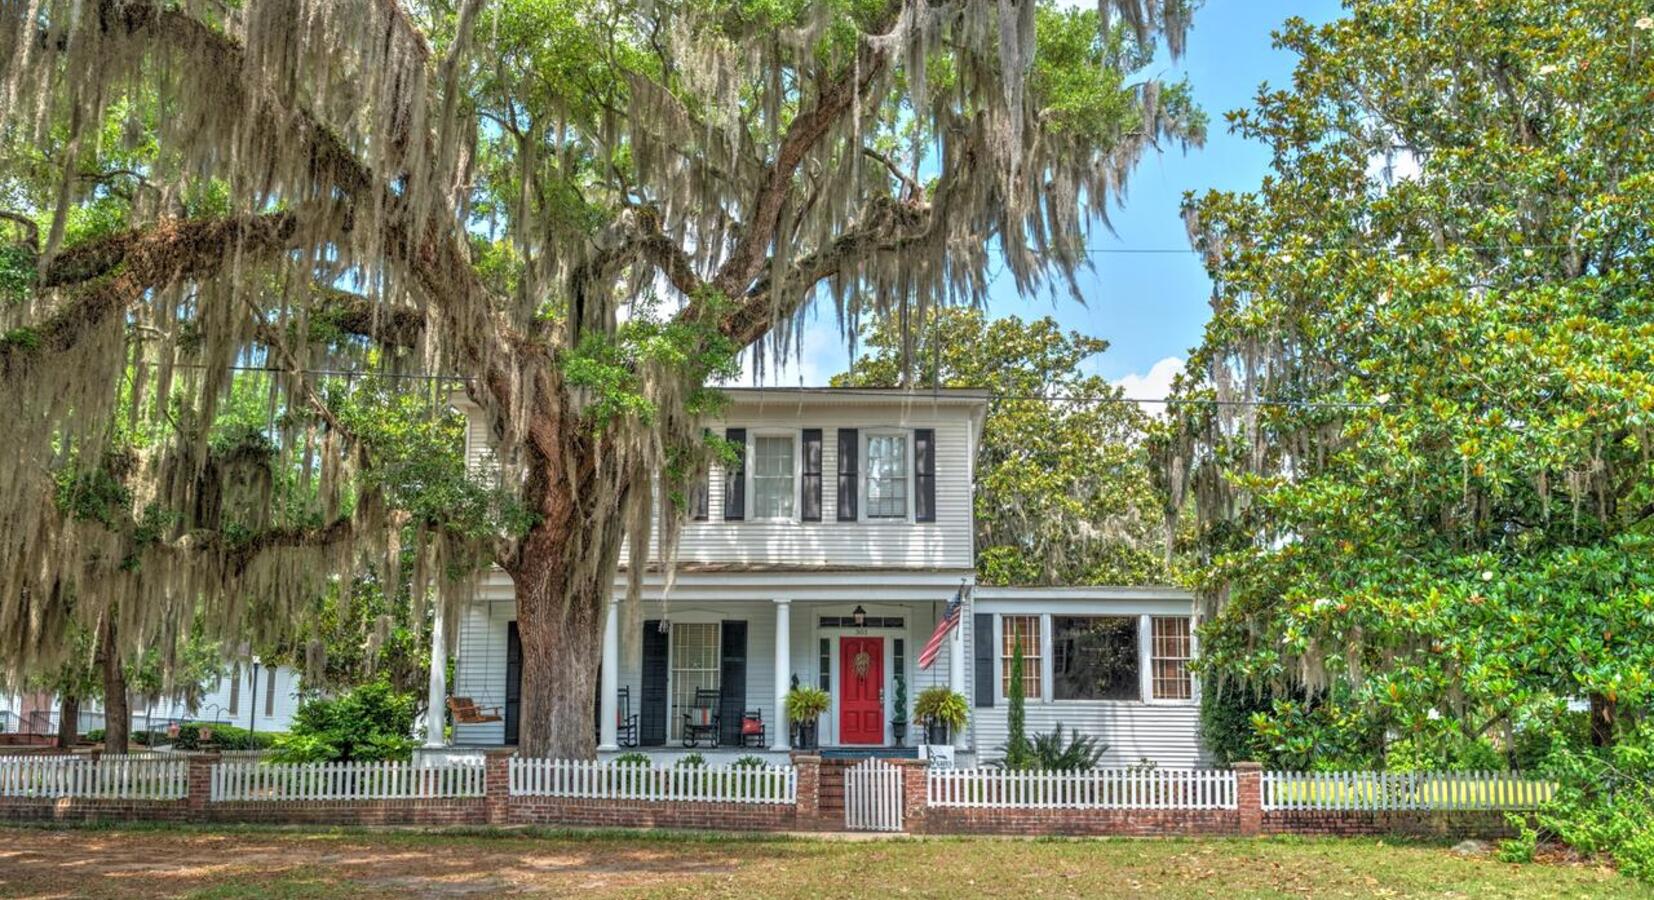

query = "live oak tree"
[0,0,1200,758]
[1157,0,1654,761]
[835,308,1170,586]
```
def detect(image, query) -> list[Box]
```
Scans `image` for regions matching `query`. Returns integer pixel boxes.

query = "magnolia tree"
[0,0,1200,757]
[1157,0,1654,761]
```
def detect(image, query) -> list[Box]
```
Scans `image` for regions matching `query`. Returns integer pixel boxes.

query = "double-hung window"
[1000,615,1042,699]
[864,433,909,519]
[1151,617,1194,700]
[750,434,796,519]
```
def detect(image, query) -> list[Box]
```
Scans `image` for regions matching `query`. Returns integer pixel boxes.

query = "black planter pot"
[891,721,907,746]
[925,721,951,745]
[792,720,819,750]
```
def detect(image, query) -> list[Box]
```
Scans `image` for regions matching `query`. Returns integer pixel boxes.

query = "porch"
[440,574,976,758]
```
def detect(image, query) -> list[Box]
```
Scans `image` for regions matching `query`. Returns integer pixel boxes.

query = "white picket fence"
[211,760,486,802]
[845,758,904,832]
[1261,770,1554,811]
[928,767,1237,810]
[509,758,797,805]
[0,755,188,800]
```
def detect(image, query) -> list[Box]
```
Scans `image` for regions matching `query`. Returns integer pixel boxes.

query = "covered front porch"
[440,572,975,759]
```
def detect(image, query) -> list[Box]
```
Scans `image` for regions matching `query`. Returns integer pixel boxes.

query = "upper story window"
[1052,616,1140,701]
[750,434,796,520]
[865,433,909,518]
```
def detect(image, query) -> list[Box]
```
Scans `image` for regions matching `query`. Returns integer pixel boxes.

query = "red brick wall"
[0,798,191,825]
[919,807,1240,837]
[508,796,796,831]
[1262,809,1515,839]
[203,799,487,827]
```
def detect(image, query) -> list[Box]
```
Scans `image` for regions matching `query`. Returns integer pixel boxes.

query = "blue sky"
[762,1,1346,395]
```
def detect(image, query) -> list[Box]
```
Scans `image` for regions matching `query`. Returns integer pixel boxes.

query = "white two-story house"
[441,387,1206,766]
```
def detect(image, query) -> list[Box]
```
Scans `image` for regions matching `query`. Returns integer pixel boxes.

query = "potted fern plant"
[914,686,968,746]
[784,685,830,750]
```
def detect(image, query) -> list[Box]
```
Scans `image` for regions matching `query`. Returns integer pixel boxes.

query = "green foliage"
[1029,724,1109,771]
[784,686,830,722]
[1384,734,1503,774]
[612,752,651,766]
[732,755,766,768]
[1534,722,1654,883]
[675,752,707,767]
[1498,814,1540,864]
[836,309,1166,585]
[0,243,33,305]
[269,678,417,762]
[913,686,968,732]
[169,722,278,751]
[1000,641,1034,770]
[890,672,907,725]
[1162,0,1654,778]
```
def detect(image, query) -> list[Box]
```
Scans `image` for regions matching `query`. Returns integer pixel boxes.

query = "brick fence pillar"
[894,759,928,833]
[186,753,220,822]
[1234,761,1262,836]
[791,754,821,823]
[484,753,510,825]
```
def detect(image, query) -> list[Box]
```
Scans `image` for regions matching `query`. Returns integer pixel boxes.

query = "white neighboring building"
[441,387,1206,765]
[0,661,304,737]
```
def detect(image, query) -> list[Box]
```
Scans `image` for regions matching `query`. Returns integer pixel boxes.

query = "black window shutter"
[640,621,670,746]
[505,622,522,744]
[723,427,746,521]
[836,428,858,521]
[973,613,995,708]
[800,429,823,522]
[718,621,748,745]
[914,428,937,523]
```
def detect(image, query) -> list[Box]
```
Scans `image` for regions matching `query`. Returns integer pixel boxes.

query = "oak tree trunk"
[56,694,79,748]
[512,558,604,759]
[98,618,130,754]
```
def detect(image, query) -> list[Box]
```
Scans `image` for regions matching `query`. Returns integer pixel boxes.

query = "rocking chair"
[680,688,721,748]
[447,696,502,724]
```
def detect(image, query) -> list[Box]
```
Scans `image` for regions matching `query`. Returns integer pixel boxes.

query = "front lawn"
[0,826,1636,898]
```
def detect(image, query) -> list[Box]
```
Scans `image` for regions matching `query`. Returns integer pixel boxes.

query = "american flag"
[918,585,965,670]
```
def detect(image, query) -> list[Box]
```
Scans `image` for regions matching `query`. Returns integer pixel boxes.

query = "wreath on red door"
[853,649,872,680]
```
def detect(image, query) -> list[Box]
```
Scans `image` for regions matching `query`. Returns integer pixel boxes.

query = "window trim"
[1049,613,1144,704]
[743,429,802,523]
[997,614,1044,702]
[1147,615,1196,704]
[859,429,915,522]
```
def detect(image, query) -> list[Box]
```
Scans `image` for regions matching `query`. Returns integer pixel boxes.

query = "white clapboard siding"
[972,702,1205,769]
[1261,770,1555,811]
[461,398,979,571]
[928,767,1236,810]
[0,755,187,800]
[451,594,514,746]
[510,758,796,805]
[210,761,485,802]
[845,758,904,832]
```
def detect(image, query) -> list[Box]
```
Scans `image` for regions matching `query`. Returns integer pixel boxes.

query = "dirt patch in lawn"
[0,827,1636,899]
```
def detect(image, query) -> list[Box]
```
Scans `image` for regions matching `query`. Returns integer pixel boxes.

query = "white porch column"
[424,600,448,748]
[949,609,968,749]
[773,598,792,751]
[598,597,620,751]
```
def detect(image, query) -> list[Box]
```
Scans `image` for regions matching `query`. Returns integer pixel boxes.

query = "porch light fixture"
[851,605,867,628]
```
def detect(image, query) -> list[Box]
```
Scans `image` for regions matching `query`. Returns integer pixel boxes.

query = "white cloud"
[1112,356,1185,418]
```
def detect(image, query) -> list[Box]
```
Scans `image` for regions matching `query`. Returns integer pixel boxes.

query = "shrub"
[268,678,417,762]
[999,641,1034,770]
[733,755,766,768]
[1534,721,1654,884]
[1029,724,1109,771]
[675,753,706,767]
[85,728,104,743]
[612,752,651,766]
[1384,733,1503,773]
[1497,814,1538,864]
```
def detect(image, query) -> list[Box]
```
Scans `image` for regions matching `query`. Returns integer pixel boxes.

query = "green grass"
[0,825,1638,898]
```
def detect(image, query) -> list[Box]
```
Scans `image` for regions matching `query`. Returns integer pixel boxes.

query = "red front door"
[838,637,884,745]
